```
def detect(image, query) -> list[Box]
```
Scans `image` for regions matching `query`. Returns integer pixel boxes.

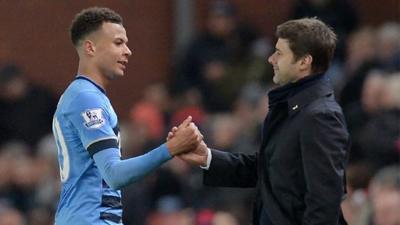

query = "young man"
[52,7,202,225]
[175,18,350,225]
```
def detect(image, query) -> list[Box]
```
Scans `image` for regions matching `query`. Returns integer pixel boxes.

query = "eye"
[114,39,125,46]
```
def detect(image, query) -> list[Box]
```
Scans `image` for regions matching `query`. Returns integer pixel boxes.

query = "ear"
[83,40,96,57]
[299,54,312,71]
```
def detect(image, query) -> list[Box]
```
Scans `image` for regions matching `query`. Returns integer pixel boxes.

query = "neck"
[291,69,313,84]
[77,61,108,90]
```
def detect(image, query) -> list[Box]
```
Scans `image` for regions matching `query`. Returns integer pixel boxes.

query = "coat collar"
[268,74,333,116]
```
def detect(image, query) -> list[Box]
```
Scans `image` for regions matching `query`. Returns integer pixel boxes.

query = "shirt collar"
[75,75,106,94]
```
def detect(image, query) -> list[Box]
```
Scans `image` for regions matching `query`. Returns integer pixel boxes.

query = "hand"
[166,126,178,141]
[166,116,202,156]
[167,117,203,141]
[178,140,208,167]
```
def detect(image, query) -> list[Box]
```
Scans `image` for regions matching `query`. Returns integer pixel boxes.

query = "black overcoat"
[204,74,350,225]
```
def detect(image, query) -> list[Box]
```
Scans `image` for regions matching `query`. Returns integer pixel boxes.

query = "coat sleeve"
[300,111,349,225]
[203,149,258,188]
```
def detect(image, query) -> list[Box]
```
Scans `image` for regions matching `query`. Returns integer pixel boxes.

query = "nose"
[268,53,274,65]
[125,45,132,56]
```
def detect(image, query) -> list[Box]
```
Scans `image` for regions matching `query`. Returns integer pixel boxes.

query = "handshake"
[166,116,208,167]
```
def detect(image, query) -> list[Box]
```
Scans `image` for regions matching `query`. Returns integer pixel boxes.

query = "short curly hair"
[70,7,123,46]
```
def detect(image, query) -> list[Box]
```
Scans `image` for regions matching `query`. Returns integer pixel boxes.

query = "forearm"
[203,149,258,187]
[93,143,172,190]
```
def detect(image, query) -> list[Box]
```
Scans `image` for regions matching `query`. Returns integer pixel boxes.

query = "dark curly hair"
[70,7,123,46]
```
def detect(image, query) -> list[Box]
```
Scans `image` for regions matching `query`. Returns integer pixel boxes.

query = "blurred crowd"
[0,0,399,225]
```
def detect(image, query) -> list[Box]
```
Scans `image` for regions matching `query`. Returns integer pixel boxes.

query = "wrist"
[166,141,177,157]
[200,148,212,170]
[161,143,174,159]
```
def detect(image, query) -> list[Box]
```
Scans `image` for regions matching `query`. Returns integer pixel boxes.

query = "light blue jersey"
[53,75,173,225]
[53,75,123,224]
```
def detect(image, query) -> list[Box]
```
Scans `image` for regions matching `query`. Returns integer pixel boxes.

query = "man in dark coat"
[172,18,350,225]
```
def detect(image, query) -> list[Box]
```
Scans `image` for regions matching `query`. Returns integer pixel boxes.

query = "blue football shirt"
[53,75,123,225]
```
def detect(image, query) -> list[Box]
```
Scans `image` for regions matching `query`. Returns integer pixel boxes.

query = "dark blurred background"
[0,1,399,225]
[0,0,398,118]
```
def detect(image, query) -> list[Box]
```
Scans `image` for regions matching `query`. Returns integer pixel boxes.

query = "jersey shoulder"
[58,79,109,113]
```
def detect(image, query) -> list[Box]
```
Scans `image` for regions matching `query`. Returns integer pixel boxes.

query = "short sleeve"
[66,91,118,156]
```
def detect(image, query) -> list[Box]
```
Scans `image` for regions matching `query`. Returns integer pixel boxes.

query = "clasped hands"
[166,116,208,167]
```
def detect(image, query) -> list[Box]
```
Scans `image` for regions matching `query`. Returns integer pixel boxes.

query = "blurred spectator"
[344,27,376,76]
[289,0,359,61]
[375,22,400,72]
[0,206,27,225]
[340,22,400,111]
[129,83,170,149]
[289,0,361,97]
[0,63,57,151]
[124,84,175,225]
[122,170,153,225]
[172,0,238,93]
[148,169,186,209]
[232,83,270,154]
[357,74,400,170]
[339,28,379,110]
[196,209,215,225]
[355,166,400,225]
[4,143,38,213]
[342,71,385,161]
[204,114,240,151]
[199,113,256,223]
[212,211,239,225]
[27,206,53,225]
[0,150,14,208]
[33,134,59,210]
[146,197,194,225]
[170,88,207,129]
[0,142,34,212]
[334,27,375,95]
[171,0,269,112]
[360,72,386,115]
[341,163,374,224]
[0,140,55,225]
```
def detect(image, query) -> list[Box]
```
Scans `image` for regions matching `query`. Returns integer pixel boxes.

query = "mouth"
[117,60,128,69]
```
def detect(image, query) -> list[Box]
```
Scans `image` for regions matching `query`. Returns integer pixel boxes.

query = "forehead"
[276,38,291,52]
[98,22,128,40]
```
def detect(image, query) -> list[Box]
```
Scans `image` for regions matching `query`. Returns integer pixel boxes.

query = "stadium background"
[0,1,399,225]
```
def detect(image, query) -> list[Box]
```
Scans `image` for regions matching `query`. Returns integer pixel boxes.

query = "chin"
[272,75,280,85]
[117,69,126,77]
[115,69,126,77]
[106,73,123,81]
